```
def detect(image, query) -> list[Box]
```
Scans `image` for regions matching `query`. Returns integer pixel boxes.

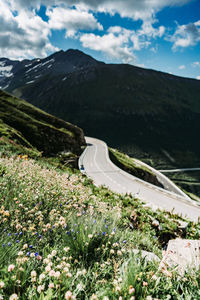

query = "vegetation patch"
[0,90,85,158]
[0,145,200,299]
[109,148,163,188]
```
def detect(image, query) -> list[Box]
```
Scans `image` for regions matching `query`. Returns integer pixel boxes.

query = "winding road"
[79,137,200,223]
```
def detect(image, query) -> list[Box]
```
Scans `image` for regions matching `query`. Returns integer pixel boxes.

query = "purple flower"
[29,245,33,249]
[8,233,11,236]
[103,232,106,236]
[122,240,127,244]
[3,244,5,247]
[16,240,19,243]
[19,232,23,235]
[27,252,30,256]
[8,242,11,246]
[35,252,39,256]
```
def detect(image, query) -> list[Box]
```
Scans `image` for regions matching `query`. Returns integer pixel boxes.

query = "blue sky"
[0,0,200,79]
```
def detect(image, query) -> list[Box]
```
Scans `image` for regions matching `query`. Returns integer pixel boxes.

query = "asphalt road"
[79,137,200,223]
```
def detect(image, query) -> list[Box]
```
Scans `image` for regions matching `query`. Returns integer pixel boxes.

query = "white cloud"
[47,6,103,38]
[192,61,200,67]
[179,65,185,69]
[9,0,192,22]
[170,20,200,50]
[196,76,200,80]
[0,1,58,59]
[80,32,135,63]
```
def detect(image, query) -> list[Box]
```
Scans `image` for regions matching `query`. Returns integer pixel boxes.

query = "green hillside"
[1,127,200,299]
[0,90,85,162]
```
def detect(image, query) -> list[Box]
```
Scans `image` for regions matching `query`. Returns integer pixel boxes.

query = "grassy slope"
[109,148,163,188]
[109,148,200,198]
[0,143,200,299]
[0,90,85,161]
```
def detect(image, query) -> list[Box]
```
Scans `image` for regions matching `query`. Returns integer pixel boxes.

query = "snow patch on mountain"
[0,62,13,78]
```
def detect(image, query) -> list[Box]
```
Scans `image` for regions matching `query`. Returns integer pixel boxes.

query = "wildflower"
[17,251,23,256]
[49,270,55,277]
[31,270,37,277]
[117,250,122,256]
[88,234,93,239]
[39,274,45,282]
[128,285,135,295]
[45,265,51,272]
[65,291,73,299]
[37,285,45,293]
[91,294,98,300]
[9,294,18,300]
[51,250,57,256]
[115,286,121,292]
[143,281,148,287]
[23,244,28,249]
[30,253,35,258]
[110,249,115,254]
[64,247,70,252]
[8,264,15,272]
[0,281,5,288]
[55,271,61,279]
[49,283,54,288]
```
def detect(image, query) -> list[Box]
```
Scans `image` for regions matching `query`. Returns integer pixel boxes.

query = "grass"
[0,144,200,299]
[0,90,85,158]
[109,148,163,188]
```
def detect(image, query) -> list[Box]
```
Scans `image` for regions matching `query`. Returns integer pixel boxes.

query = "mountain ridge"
[1,50,200,177]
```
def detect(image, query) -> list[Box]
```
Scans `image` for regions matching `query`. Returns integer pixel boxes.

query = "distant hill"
[1,49,200,171]
[0,90,85,158]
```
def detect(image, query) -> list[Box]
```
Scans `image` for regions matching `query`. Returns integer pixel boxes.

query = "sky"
[0,0,200,79]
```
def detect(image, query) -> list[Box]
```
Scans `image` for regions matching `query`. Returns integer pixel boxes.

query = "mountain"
[0,49,103,91]
[0,89,85,158]
[1,50,200,172]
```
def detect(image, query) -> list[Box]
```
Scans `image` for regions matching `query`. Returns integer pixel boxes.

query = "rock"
[132,249,160,263]
[159,239,200,275]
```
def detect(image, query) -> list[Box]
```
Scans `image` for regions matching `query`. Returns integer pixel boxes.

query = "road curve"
[79,137,200,223]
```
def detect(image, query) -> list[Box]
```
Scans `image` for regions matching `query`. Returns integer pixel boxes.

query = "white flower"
[49,270,55,277]
[65,291,72,299]
[37,285,45,293]
[39,273,45,281]
[64,247,70,252]
[8,264,15,272]
[0,281,5,288]
[49,282,54,288]
[51,250,57,256]
[9,294,18,300]
[45,265,51,272]
[117,250,122,256]
[55,271,61,279]
[17,251,23,256]
[31,270,37,277]
[88,234,93,239]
